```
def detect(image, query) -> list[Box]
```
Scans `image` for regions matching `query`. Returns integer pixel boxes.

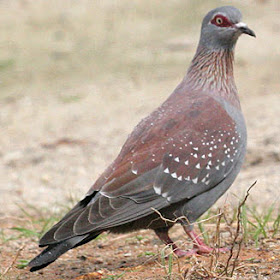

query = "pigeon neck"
[184,46,240,109]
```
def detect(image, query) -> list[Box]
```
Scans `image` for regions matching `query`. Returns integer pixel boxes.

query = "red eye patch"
[210,15,233,28]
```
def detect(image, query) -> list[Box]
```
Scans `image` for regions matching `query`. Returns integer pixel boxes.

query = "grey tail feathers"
[29,235,89,272]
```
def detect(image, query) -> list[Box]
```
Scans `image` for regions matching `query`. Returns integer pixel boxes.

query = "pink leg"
[183,226,229,254]
[154,228,189,257]
[155,227,228,258]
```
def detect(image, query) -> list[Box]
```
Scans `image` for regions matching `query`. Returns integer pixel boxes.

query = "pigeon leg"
[183,226,229,254]
[154,228,189,257]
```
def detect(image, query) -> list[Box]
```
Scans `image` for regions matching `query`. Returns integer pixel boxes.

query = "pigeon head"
[199,6,256,50]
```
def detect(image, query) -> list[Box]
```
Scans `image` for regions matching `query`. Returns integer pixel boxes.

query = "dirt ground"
[0,0,280,279]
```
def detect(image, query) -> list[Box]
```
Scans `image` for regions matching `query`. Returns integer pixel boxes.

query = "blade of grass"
[197,222,209,245]
[168,253,173,278]
[241,204,248,244]
[10,227,40,238]
[272,213,280,237]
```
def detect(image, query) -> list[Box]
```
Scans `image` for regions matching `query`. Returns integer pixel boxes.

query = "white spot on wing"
[192,177,198,184]
[174,157,180,162]
[164,168,170,174]
[154,185,161,195]
[161,192,168,198]
[205,179,211,185]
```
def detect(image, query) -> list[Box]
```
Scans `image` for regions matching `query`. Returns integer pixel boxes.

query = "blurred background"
[0,0,279,219]
[1,1,280,279]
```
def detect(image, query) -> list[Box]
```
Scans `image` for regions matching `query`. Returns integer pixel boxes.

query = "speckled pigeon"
[29,6,255,271]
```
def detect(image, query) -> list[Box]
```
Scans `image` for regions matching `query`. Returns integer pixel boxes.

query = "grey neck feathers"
[184,46,240,108]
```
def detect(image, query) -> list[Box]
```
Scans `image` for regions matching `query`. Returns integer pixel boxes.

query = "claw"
[184,227,229,255]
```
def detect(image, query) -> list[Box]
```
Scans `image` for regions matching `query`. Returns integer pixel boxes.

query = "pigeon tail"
[29,235,89,272]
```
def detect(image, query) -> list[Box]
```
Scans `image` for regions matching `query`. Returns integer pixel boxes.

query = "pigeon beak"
[235,22,256,37]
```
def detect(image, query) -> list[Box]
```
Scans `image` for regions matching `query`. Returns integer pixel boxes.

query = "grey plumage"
[200,6,243,50]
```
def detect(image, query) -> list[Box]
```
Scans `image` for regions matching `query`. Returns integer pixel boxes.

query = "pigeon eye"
[216,17,223,25]
[211,15,232,27]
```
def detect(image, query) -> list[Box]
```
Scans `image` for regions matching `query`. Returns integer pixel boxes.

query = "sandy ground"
[1,0,280,214]
[0,0,280,279]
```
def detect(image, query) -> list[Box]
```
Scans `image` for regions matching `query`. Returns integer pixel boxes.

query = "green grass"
[137,251,156,257]
[10,227,40,239]
[17,204,62,239]
[126,234,149,246]
[0,202,65,246]
[2,195,279,249]
[101,272,125,280]
[1,186,279,280]
[135,235,145,241]
[244,204,279,246]
[160,247,176,280]
[16,259,29,269]
[197,202,280,248]
[272,213,280,238]
[1,198,279,280]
